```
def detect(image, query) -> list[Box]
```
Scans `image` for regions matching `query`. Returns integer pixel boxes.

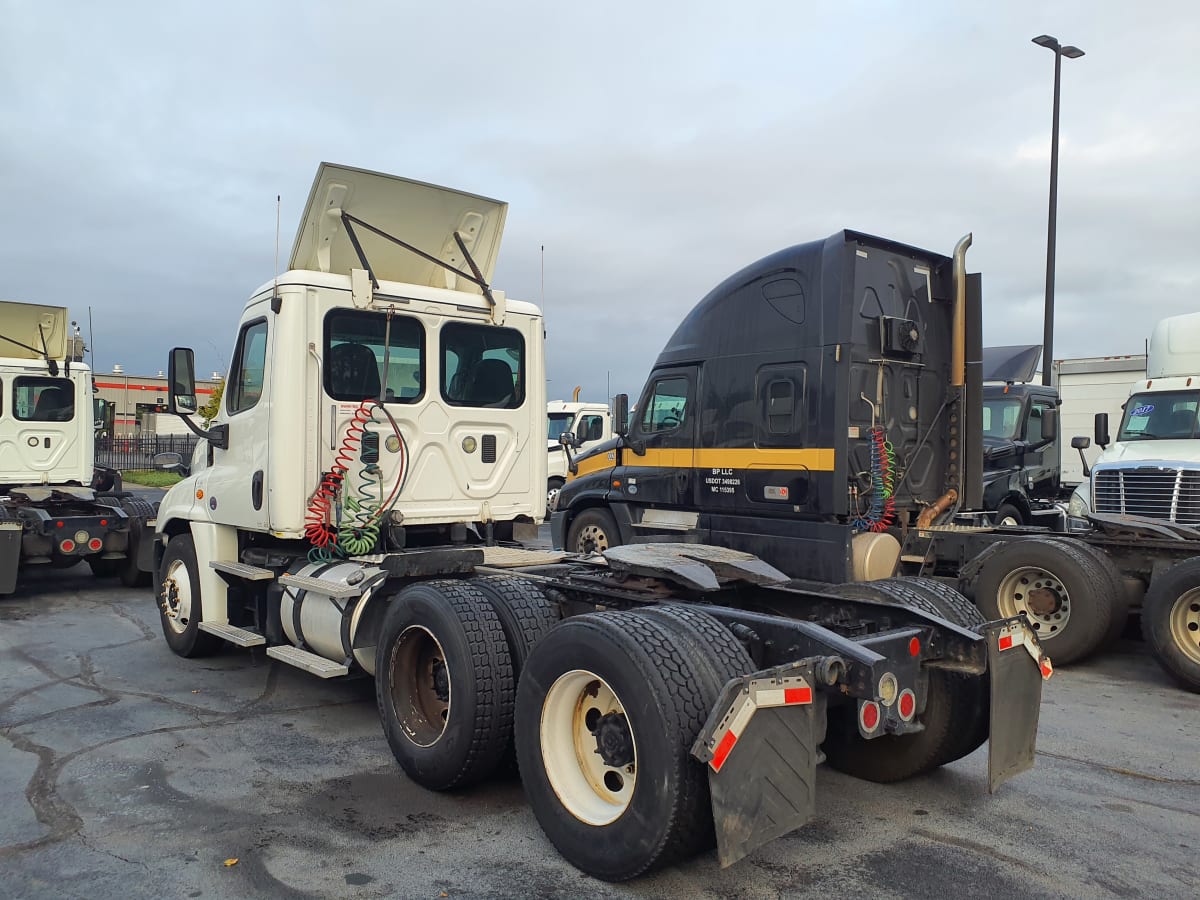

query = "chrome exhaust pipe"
[951,233,973,388]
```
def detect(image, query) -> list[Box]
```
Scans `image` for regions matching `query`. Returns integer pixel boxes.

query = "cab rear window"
[14,376,75,422]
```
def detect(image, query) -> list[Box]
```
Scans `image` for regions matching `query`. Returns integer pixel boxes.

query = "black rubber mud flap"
[691,660,828,868]
[983,616,1051,793]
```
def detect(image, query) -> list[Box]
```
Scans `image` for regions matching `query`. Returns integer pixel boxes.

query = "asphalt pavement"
[1,561,1197,899]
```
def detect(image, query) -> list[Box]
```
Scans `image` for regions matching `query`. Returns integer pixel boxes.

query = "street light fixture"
[1032,34,1085,386]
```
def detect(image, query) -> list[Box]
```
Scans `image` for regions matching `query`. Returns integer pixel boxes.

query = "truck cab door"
[618,368,696,507]
[1024,398,1059,497]
[202,313,272,530]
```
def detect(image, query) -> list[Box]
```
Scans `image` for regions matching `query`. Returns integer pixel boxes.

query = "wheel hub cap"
[591,711,634,768]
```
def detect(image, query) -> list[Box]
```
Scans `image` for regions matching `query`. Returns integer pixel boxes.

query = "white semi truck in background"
[0,301,156,593]
[546,389,611,507]
[151,164,1049,880]
[1054,354,1147,488]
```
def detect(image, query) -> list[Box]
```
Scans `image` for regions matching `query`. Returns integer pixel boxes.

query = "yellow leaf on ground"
[224,858,239,867]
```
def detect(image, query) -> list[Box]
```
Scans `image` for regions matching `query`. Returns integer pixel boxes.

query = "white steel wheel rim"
[547,485,561,508]
[998,514,1021,526]
[161,559,193,635]
[540,670,637,826]
[997,566,1071,637]
[1168,587,1200,666]
[576,523,611,554]
[389,625,451,748]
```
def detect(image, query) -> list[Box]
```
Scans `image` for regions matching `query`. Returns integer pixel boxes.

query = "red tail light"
[60,539,76,553]
[88,538,103,552]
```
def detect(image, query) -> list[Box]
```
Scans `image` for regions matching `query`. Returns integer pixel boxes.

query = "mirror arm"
[176,415,228,450]
[1077,448,1091,479]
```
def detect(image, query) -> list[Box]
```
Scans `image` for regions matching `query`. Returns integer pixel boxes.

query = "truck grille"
[1093,466,1200,524]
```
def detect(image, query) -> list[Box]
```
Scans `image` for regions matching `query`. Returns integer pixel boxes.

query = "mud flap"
[983,616,1050,793]
[691,660,828,868]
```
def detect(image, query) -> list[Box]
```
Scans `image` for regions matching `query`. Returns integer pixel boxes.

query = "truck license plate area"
[984,616,1048,793]
[692,660,828,868]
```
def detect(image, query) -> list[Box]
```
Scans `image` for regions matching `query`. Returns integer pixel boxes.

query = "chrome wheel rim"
[996,566,1071,637]
[540,670,637,825]
[160,559,192,634]
[575,523,611,554]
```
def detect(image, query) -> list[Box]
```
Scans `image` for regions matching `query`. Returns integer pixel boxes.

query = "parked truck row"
[6,162,1195,880]
[132,163,1061,880]
[551,236,1200,691]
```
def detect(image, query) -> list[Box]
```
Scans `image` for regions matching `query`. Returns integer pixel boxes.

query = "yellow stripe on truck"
[570,446,836,480]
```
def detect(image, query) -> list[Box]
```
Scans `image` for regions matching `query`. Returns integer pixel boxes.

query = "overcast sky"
[3,1,1197,401]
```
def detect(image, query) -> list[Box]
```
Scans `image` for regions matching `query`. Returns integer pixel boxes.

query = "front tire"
[565,507,620,555]
[158,534,222,658]
[994,502,1025,527]
[1141,557,1200,693]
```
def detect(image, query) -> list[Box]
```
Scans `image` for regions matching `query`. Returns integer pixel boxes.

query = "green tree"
[198,380,224,426]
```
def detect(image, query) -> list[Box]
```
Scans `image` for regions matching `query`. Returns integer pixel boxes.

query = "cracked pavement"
[1,564,1198,899]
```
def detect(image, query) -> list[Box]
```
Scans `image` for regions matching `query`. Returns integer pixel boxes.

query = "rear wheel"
[87,556,121,578]
[971,537,1112,664]
[472,575,563,774]
[1043,537,1129,646]
[823,580,973,781]
[375,580,514,790]
[158,534,222,658]
[565,507,620,555]
[891,577,990,766]
[515,610,723,881]
[1141,557,1200,693]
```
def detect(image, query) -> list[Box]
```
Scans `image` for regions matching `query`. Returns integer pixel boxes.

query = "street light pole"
[1033,34,1084,386]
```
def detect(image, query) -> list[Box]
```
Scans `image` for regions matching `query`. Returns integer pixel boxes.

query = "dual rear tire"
[375,576,754,881]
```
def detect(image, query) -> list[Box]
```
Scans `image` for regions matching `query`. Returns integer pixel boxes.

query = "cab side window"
[1028,400,1054,443]
[641,377,688,433]
[227,319,268,415]
[579,414,605,442]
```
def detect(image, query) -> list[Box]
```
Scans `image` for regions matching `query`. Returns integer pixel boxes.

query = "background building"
[93,365,222,437]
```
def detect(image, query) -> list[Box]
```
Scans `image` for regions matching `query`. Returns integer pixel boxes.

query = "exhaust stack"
[951,233,973,388]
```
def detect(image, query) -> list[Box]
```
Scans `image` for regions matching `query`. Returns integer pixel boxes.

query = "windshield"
[982,397,1023,440]
[1117,391,1200,441]
[548,413,574,441]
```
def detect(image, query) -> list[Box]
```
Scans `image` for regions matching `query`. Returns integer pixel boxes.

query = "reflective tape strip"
[998,634,1015,651]
[707,675,815,772]
[711,730,738,771]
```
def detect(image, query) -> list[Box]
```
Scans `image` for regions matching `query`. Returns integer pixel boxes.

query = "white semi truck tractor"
[154,166,1051,879]
[1,300,156,594]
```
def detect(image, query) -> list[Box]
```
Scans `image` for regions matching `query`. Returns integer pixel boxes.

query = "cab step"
[210,560,276,580]
[278,573,362,598]
[266,645,349,678]
[198,621,266,647]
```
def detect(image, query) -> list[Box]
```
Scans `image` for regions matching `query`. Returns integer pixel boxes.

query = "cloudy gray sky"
[3,1,1197,401]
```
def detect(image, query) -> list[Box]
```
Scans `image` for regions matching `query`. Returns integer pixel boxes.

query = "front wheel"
[994,502,1025,527]
[1141,557,1200,693]
[547,477,565,510]
[565,507,620,555]
[158,534,222,658]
